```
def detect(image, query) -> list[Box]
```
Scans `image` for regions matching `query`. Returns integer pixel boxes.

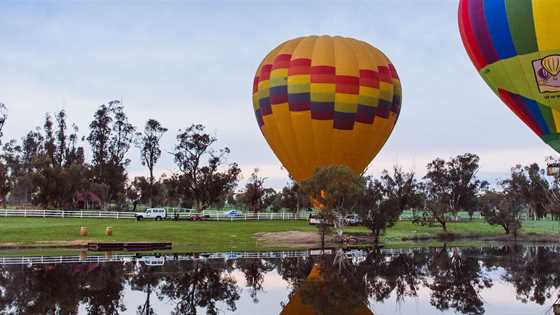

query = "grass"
[0,217,559,254]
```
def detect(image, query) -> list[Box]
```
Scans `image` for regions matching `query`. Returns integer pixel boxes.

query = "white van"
[135,208,166,221]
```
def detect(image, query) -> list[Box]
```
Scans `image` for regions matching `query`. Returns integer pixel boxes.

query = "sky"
[0,0,557,190]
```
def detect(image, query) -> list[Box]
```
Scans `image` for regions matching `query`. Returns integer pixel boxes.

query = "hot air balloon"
[458,0,560,154]
[252,36,401,182]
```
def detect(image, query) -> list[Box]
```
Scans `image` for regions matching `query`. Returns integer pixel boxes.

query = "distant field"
[0,217,558,253]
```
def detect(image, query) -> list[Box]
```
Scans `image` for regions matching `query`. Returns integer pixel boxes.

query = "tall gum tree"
[136,119,168,207]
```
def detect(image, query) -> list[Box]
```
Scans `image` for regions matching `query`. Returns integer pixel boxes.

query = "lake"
[1,244,559,315]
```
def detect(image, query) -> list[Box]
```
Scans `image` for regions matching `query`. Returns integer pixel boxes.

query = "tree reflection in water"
[283,255,371,315]
[157,260,240,315]
[235,258,275,303]
[0,245,560,314]
[425,248,492,315]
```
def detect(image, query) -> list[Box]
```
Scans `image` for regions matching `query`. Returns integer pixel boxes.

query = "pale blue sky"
[0,0,555,189]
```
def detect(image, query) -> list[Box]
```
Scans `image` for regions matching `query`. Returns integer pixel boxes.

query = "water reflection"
[0,245,559,314]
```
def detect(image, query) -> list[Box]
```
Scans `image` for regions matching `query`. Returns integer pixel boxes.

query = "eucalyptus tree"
[136,119,168,207]
[88,100,135,204]
[174,123,241,210]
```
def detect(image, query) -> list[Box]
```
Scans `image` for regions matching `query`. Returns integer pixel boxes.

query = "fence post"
[43,210,46,218]
[257,213,260,221]
[81,211,83,218]
[24,209,27,217]
[117,212,119,220]
[282,212,285,220]
[62,211,64,218]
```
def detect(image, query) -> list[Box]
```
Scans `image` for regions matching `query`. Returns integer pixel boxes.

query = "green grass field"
[1,217,559,253]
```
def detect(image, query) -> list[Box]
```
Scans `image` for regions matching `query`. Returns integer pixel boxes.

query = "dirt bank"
[255,231,560,249]
[255,231,374,248]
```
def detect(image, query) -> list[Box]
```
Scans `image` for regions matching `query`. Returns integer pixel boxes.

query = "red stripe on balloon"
[273,54,291,69]
[335,76,360,94]
[310,66,336,75]
[498,89,543,136]
[360,70,380,88]
[378,66,392,83]
[252,76,259,94]
[458,0,487,70]
[259,64,273,81]
[290,58,311,67]
[288,58,311,75]
[388,64,399,79]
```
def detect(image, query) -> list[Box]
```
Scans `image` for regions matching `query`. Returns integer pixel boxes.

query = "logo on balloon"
[533,55,560,93]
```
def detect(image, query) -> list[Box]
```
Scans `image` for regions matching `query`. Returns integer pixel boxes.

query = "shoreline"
[0,231,557,252]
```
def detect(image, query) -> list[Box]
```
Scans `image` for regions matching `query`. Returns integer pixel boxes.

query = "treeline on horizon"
[0,100,558,221]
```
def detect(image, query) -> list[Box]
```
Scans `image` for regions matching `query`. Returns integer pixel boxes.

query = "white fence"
[0,248,357,266]
[0,209,310,221]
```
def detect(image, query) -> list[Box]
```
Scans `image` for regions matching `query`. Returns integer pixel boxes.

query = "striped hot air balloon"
[252,35,401,182]
[458,0,560,152]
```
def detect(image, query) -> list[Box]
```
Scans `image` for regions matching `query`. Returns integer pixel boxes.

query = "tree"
[422,153,484,232]
[0,110,88,208]
[0,104,10,207]
[239,169,270,213]
[33,111,88,208]
[88,100,135,204]
[300,165,365,248]
[0,103,7,142]
[87,101,135,205]
[380,166,423,212]
[358,178,396,244]
[504,164,549,219]
[261,188,278,211]
[479,189,523,237]
[174,124,241,210]
[359,167,423,244]
[447,153,487,216]
[422,158,453,231]
[279,181,309,213]
[136,119,168,207]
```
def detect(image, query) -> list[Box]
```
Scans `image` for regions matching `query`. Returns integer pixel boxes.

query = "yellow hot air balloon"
[252,35,401,182]
[542,55,560,77]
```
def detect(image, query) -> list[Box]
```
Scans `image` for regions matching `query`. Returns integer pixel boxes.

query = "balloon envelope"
[458,0,560,152]
[252,36,401,182]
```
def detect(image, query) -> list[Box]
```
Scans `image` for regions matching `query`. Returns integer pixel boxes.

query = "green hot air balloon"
[459,0,560,152]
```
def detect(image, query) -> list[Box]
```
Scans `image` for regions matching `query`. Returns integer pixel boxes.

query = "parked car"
[223,210,243,218]
[135,208,166,221]
[308,214,334,226]
[188,214,210,221]
[343,214,362,226]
